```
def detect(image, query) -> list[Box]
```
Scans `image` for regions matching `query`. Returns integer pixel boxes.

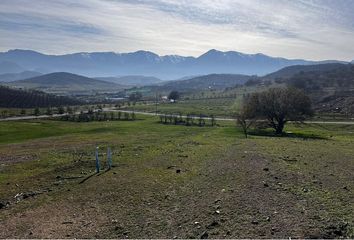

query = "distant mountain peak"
[0,49,348,79]
[7,49,43,55]
[199,49,225,57]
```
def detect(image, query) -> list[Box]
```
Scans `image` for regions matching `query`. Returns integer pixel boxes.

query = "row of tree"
[159,113,216,127]
[58,111,136,122]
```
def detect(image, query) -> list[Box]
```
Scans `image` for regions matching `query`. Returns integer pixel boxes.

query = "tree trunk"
[243,128,248,138]
[275,120,285,135]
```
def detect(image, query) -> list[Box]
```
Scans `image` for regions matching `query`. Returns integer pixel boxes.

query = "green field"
[0,116,353,238]
[126,98,240,117]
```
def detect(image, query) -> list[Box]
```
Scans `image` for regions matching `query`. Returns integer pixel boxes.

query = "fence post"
[95,147,100,173]
[107,147,112,170]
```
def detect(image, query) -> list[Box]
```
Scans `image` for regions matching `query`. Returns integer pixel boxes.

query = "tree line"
[159,113,216,127]
[57,111,136,122]
[0,86,81,108]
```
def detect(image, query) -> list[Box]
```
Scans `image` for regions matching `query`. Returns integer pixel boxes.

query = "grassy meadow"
[0,115,353,238]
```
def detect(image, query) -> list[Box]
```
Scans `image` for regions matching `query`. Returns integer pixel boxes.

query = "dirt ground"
[0,120,353,238]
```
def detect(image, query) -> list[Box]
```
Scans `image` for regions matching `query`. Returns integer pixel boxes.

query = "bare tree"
[242,87,313,135]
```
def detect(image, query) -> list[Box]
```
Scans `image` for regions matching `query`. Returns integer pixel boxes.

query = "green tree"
[34,108,40,116]
[168,91,180,101]
[58,106,65,114]
[129,92,143,102]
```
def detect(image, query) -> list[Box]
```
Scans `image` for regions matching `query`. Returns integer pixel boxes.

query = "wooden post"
[95,147,100,173]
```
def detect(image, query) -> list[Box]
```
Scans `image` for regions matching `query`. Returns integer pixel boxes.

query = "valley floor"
[0,117,353,238]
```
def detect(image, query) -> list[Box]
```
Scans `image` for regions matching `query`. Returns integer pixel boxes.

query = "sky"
[0,0,354,61]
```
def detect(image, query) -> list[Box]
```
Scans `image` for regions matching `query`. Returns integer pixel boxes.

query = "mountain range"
[0,49,349,79]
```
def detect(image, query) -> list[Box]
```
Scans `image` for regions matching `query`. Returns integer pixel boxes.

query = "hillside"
[0,86,81,108]
[7,72,123,93]
[160,74,251,92]
[0,61,25,74]
[96,75,162,86]
[283,64,354,90]
[260,63,354,114]
[263,63,347,79]
[0,49,345,79]
[0,71,42,82]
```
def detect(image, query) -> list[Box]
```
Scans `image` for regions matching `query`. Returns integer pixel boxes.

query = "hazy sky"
[1,0,354,60]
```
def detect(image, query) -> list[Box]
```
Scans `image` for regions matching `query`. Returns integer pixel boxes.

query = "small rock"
[200,231,209,239]
[215,210,220,214]
[207,220,220,229]
[265,216,270,222]
[251,220,259,225]
[62,221,74,224]
[303,188,309,192]
[0,202,6,209]
[221,189,226,193]
[263,182,269,187]
[176,169,181,174]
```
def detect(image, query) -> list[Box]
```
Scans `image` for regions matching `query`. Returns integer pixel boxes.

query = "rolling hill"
[0,71,42,82]
[133,74,252,94]
[0,49,345,79]
[260,63,354,114]
[264,63,348,79]
[0,86,81,108]
[284,64,354,90]
[7,72,123,93]
[161,74,251,91]
[96,75,162,86]
[0,61,25,74]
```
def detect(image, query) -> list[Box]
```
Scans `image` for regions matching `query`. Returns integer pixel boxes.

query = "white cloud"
[0,0,354,60]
